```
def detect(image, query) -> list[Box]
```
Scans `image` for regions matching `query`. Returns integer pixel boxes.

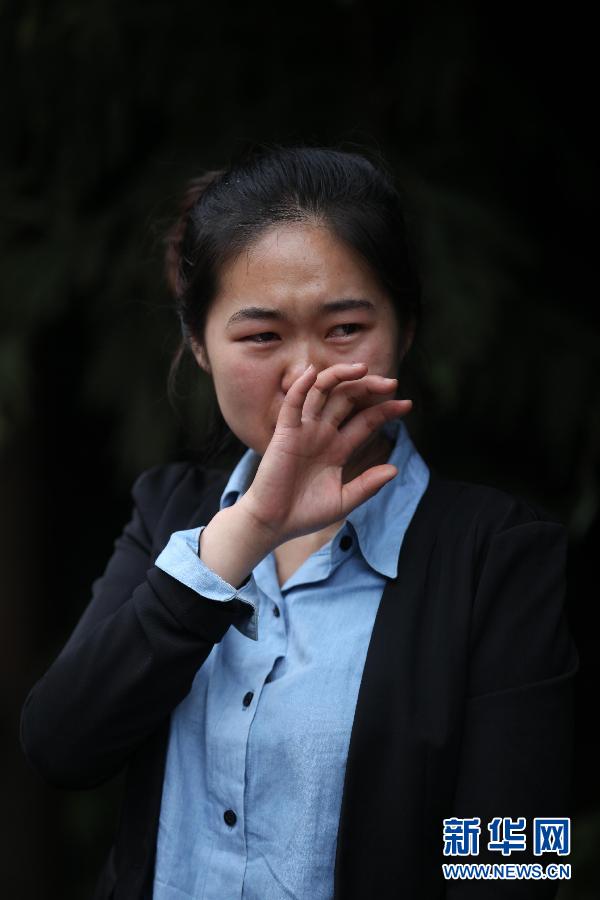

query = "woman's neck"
[341,428,394,485]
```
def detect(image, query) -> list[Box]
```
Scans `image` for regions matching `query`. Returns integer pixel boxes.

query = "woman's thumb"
[340,464,398,515]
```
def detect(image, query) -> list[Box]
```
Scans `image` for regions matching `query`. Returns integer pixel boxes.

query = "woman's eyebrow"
[225,298,376,328]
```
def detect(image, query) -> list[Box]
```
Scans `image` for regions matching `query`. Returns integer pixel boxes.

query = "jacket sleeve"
[154,525,259,640]
[19,464,250,791]
[446,508,578,898]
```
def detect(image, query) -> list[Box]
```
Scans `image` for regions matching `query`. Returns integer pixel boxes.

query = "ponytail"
[164,170,225,310]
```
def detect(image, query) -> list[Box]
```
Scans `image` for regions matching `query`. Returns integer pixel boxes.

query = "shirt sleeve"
[155,526,260,641]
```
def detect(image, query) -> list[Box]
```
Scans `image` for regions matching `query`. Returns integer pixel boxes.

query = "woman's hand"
[238,362,412,543]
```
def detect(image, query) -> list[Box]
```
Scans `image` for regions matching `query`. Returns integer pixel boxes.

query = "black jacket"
[20,462,578,899]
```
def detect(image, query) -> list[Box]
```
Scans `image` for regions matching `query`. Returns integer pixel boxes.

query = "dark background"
[2,2,598,897]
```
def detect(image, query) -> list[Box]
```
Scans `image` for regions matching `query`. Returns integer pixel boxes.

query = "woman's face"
[191,222,413,456]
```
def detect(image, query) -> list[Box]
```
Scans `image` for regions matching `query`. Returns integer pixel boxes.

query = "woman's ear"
[190,339,212,375]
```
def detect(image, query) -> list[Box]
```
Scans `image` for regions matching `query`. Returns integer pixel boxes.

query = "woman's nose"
[281,361,312,395]
[281,354,328,395]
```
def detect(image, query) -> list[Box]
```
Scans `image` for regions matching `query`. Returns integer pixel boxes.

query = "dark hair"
[165,143,422,464]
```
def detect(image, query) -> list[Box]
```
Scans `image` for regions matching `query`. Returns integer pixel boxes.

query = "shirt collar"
[344,418,429,578]
[219,418,429,579]
[220,446,261,511]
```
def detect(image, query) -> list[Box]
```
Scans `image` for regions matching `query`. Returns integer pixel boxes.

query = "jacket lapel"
[333,472,465,899]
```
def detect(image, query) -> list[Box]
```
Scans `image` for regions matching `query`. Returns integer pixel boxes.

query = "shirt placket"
[203,574,287,900]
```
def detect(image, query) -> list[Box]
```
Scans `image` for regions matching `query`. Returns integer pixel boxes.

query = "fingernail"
[304,363,314,373]
[351,362,366,367]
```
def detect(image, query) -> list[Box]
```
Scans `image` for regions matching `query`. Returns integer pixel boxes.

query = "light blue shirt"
[152,419,429,900]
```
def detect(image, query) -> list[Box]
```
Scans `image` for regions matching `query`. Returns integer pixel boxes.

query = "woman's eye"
[329,323,362,337]
[244,332,279,343]
[242,324,362,344]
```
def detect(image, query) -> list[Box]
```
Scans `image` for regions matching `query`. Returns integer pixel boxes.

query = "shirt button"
[242,691,254,707]
[224,809,237,827]
[340,535,352,551]
[273,604,280,617]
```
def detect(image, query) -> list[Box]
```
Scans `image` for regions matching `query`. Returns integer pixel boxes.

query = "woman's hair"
[165,143,422,464]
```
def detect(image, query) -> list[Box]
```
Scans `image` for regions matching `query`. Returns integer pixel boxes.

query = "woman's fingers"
[276,364,319,429]
[318,375,398,429]
[278,362,367,429]
[301,363,368,421]
[339,398,413,452]
[338,399,413,513]
[276,363,410,457]
[340,463,399,515]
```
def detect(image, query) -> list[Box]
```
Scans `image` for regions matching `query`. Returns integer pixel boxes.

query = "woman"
[20,145,577,899]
